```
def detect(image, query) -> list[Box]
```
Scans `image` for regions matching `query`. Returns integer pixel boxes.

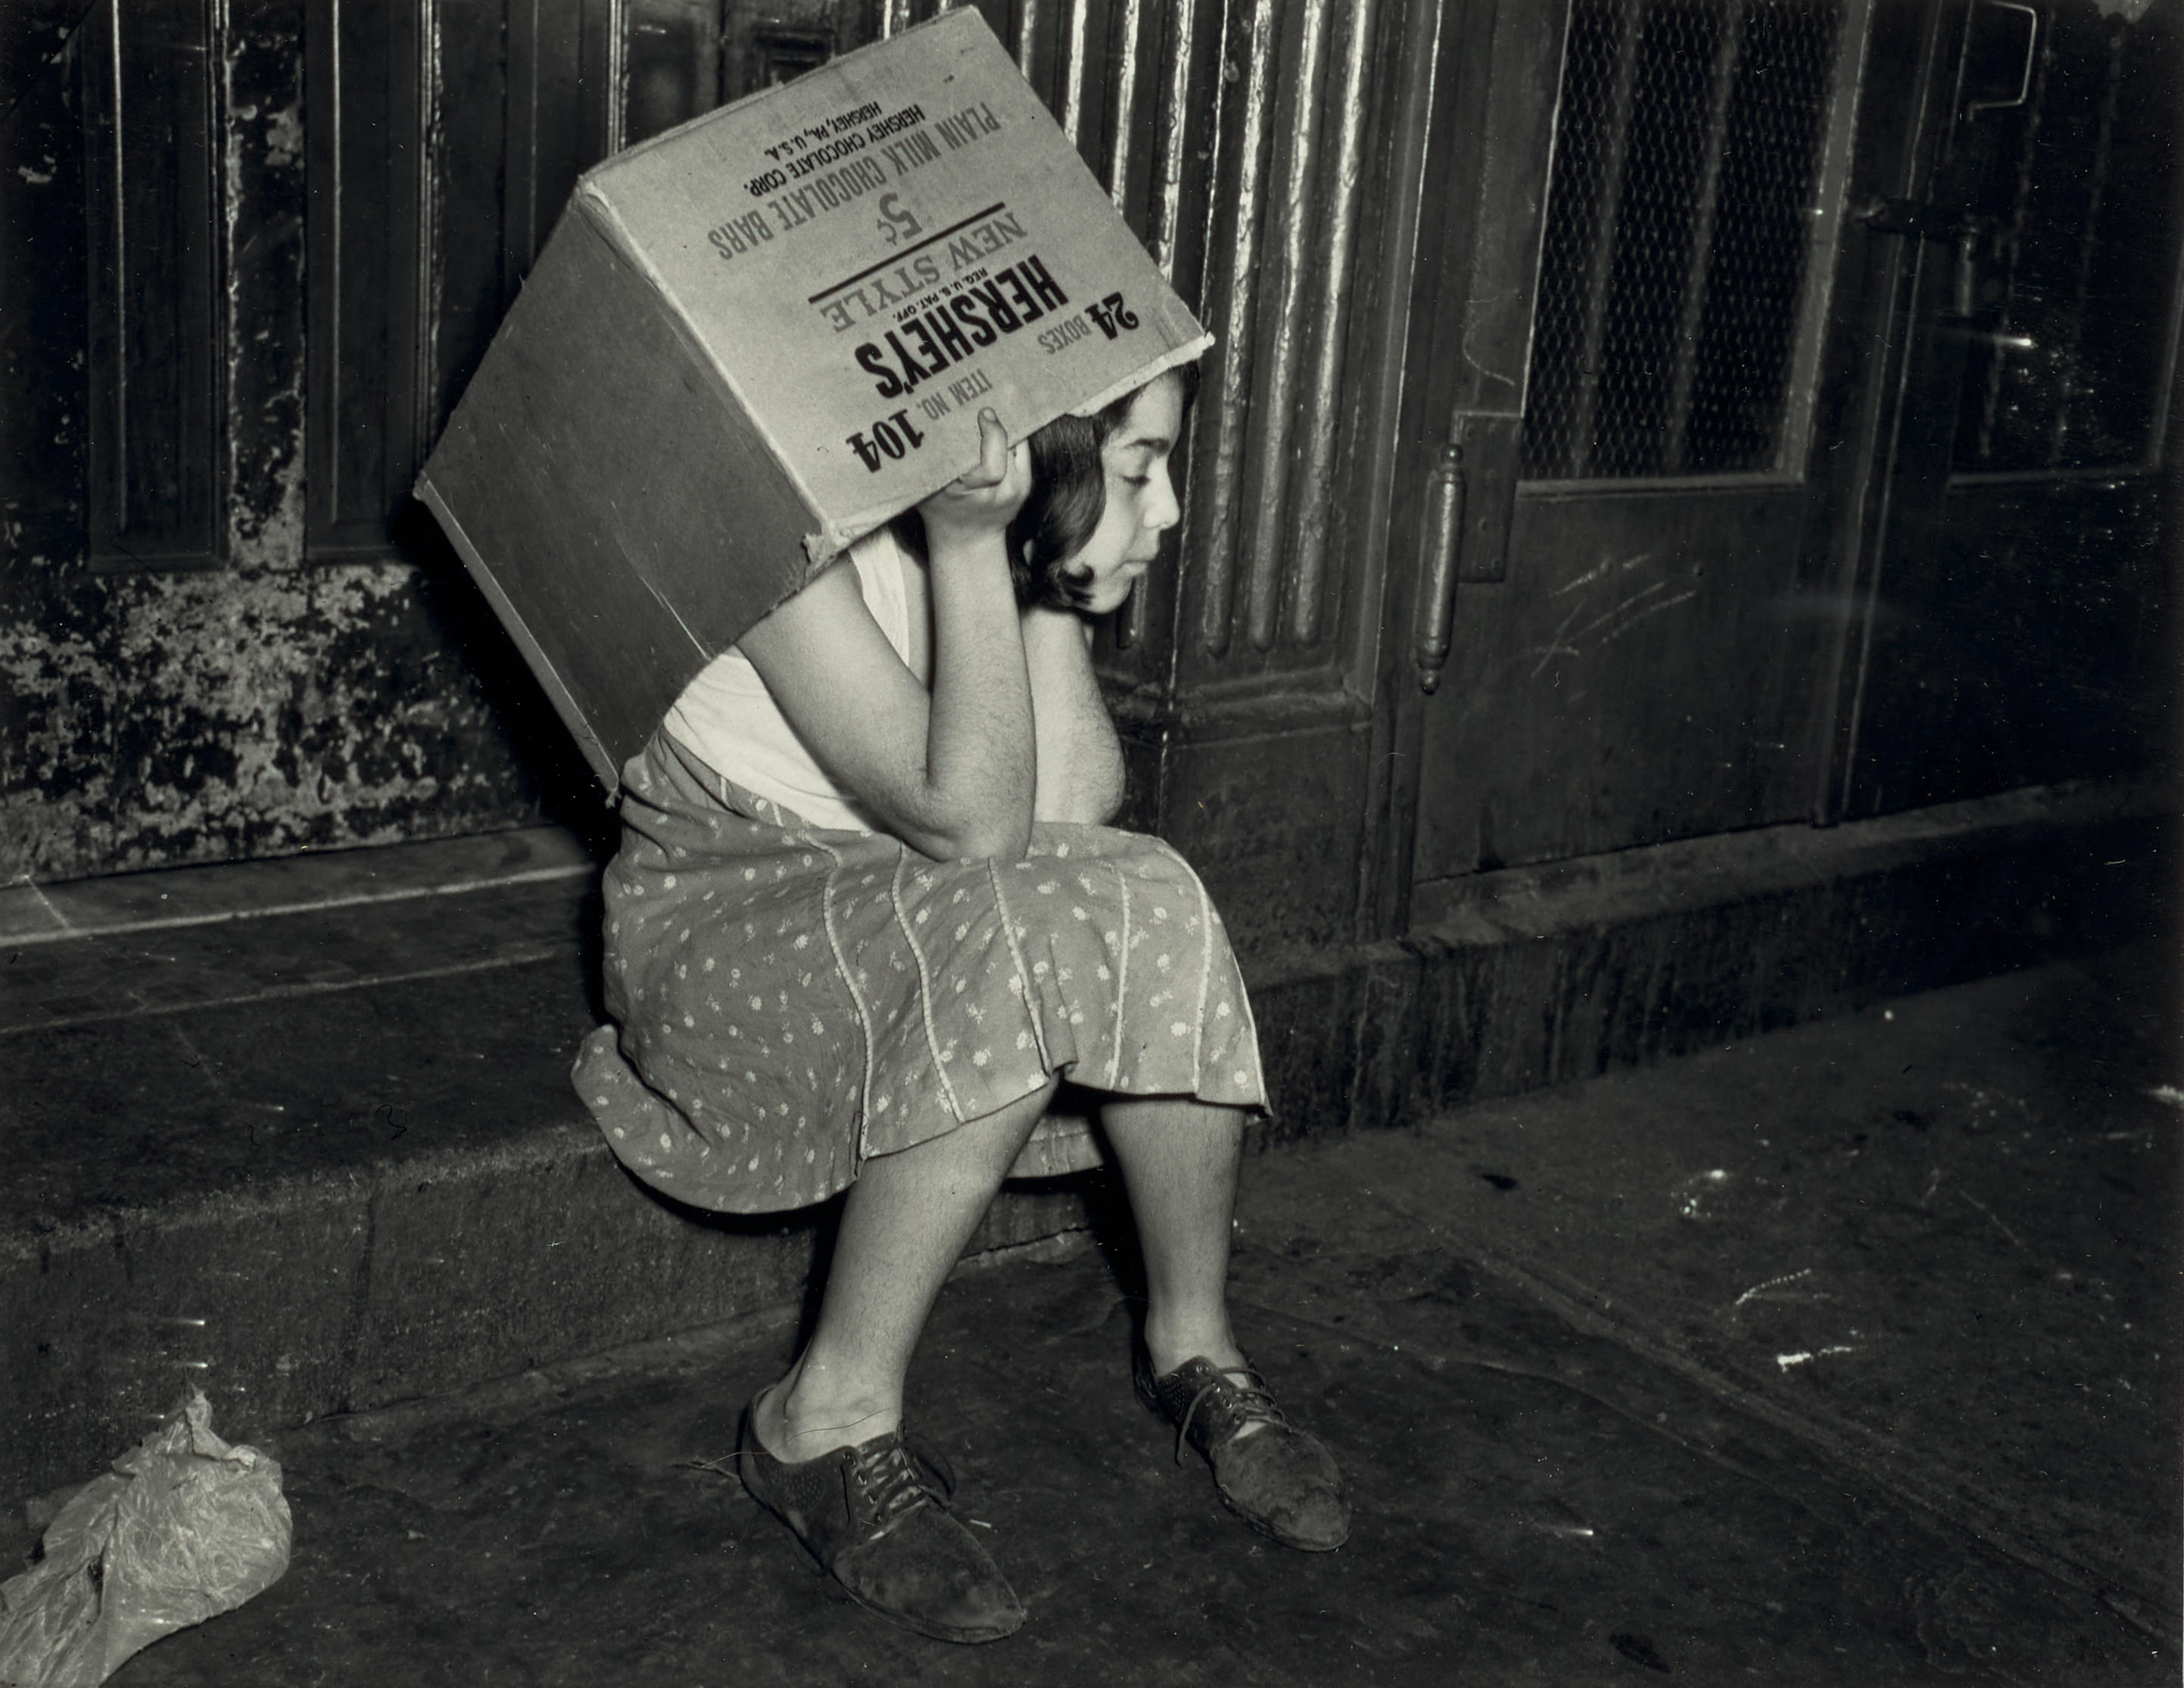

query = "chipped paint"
[0,5,571,886]
[1,561,555,880]
[263,103,303,169]
[230,415,307,569]
[223,30,306,571]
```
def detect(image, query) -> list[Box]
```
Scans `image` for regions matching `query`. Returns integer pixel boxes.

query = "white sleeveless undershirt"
[662,527,918,834]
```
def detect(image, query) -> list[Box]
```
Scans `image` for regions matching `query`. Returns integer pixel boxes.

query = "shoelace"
[1171,1365,1292,1465]
[849,1437,949,1540]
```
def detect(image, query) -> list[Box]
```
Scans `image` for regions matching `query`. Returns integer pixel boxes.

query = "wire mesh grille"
[1523,0,1843,479]
[1953,5,2182,474]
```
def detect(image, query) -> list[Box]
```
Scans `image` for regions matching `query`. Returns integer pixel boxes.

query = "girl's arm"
[737,412,1037,861]
[1022,606,1126,825]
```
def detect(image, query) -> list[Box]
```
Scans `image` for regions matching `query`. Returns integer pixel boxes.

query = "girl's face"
[1068,375,1185,615]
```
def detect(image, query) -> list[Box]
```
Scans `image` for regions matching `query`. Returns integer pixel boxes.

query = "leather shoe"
[1134,1349,1351,1550]
[737,1406,1024,1643]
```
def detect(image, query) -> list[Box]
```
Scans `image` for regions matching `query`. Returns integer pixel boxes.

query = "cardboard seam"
[1069,332,1217,416]
[416,478,621,796]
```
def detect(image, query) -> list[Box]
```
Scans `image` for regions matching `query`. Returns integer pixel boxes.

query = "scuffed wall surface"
[0,562,584,882]
[0,4,584,886]
[221,8,307,578]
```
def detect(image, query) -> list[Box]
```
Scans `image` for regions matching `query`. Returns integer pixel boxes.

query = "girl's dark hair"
[892,363,1195,611]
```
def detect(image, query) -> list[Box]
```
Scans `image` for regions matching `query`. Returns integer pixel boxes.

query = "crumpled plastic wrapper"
[0,1391,291,1687]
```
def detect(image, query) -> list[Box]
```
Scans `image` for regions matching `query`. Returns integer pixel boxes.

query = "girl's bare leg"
[1102,1095,1349,1550]
[754,1078,1058,1462]
[1098,1097,1251,1375]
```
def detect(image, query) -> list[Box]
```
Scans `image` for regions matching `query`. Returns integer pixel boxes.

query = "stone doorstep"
[5,1122,1098,1516]
[5,780,2169,1507]
[1251,778,2173,1151]
[0,825,604,947]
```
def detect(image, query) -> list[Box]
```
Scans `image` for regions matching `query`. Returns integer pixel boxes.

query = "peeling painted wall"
[0,562,587,880]
[11,0,2164,928]
[1,2,590,886]
[0,0,1422,919]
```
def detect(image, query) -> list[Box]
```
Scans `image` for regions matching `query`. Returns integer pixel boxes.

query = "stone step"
[5,780,2164,1504]
[0,828,1094,1505]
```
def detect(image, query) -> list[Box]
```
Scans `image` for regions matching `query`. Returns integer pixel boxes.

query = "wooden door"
[1389,0,1954,907]
[1826,0,2181,818]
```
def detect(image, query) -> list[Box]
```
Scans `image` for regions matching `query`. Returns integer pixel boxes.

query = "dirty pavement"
[19,946,2177,1686]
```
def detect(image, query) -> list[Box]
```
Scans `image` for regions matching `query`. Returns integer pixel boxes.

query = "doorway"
[1827,0,2182,818]
[1394,0,2177,912]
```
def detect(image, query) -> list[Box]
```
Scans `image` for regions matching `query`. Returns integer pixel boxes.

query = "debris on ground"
[0,1391,290,1687]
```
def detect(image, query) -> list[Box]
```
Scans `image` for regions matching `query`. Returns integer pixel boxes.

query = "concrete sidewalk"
[38,948,2176,1686]
[6,786,2164,1509]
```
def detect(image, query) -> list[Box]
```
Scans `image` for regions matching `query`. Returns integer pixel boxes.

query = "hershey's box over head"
[417,6,1210,794]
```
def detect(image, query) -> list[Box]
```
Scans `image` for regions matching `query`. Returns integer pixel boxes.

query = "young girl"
[571,368,1347,1644]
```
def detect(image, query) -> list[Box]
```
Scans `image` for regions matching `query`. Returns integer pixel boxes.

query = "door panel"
[1417,484,1827,873]
[1839,0,2180,815]
[1522,0,1852,481]
[81,0,221,571]
[1412,0,1899,881]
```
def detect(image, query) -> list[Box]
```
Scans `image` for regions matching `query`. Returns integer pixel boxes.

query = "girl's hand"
[741,405,1038,861]
[917,410,1030,550]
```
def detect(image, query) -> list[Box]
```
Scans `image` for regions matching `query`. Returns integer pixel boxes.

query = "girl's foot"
[1134,1349,1351,1551]
[737,1401,1023,1644]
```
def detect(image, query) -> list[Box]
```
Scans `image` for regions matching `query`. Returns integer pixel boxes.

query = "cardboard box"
[416,7,1210,793]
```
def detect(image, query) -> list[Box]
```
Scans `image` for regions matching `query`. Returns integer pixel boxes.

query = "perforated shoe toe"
[737,1407,1023,1643]
[1135,1350,1351,1551]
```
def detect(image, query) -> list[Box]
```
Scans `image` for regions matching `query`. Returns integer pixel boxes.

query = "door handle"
[1964,2,2039,118]
[1414,443,1465,693]
[1413,411,1522,693]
